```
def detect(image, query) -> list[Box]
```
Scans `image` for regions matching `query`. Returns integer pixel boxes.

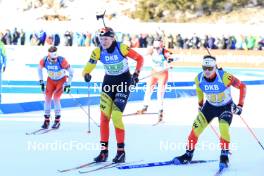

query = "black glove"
[39,80,45,92]
[231,103,243,115]
[84,73,92,82]
[3,66,6,72]
[64,85,71,94]
[131,72,139,86]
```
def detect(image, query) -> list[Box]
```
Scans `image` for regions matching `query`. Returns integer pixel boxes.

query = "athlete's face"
[48,52,58,64]
[99,36,115,49]
[203,65,216,78]
[153,40,163,52]
[202,57,216,79]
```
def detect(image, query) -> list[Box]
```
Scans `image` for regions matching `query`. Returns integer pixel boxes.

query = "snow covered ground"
[0,98,264,176]
[1,69,264,175]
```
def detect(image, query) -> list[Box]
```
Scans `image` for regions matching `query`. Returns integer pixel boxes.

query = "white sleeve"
[66,66,74,84]
[38,66,43,81]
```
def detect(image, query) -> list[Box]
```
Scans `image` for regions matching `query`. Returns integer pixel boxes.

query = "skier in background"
[82,27,143,163]
[38,46,73,129]
[172,55,246,170]
[137,37,174,122]
[0,40,7,103]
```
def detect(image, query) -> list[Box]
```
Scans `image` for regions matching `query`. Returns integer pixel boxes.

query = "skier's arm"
[38,59,45,81]
[194,76,204,108]
[120,43,143,73]
[163,49,172,61]
[61,58,74,85]
[163,48,176,68]
[223,72,246,106]
[82,48,100,76]
[66,66,73,84]
[163,48,181,68]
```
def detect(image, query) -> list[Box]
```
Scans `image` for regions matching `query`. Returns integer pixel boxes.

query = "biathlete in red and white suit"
[38,46,73,129]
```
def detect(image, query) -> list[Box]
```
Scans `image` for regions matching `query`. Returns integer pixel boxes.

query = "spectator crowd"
[1,28,264,50]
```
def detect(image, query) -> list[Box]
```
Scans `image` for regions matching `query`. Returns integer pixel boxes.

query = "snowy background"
[0,0,264,175]
[1,47,264,175]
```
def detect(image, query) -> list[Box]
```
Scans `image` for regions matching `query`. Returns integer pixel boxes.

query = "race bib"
[206,92,226,103]
[104,60,129,75]
[48,70,65,80]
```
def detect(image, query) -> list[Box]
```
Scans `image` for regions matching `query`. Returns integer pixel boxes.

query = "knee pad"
[219,111,233,125]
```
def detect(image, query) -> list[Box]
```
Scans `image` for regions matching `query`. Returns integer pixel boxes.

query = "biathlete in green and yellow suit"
[172,55,246,170]
[82,27,143,163]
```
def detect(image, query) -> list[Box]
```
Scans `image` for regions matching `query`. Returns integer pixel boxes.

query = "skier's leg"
[52,77,66,129]
[138,74,158,113]
[94,91,113,162]
[157,71,168,120]
[99,92,113,143]
[42,78,55,129]
[111,81,131,163]
[218,102,233,169]
[172,102,216,164]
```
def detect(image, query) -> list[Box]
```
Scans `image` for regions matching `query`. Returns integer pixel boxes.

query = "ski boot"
[112,143,126,163]
[41,115,50,129]
[94,150,109,162]
[137,105,148,114]
[94,142,108,162]
[112,150,126,163]
[172,149,194,165]
[219,150,229,170]
[51,115,61,129]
